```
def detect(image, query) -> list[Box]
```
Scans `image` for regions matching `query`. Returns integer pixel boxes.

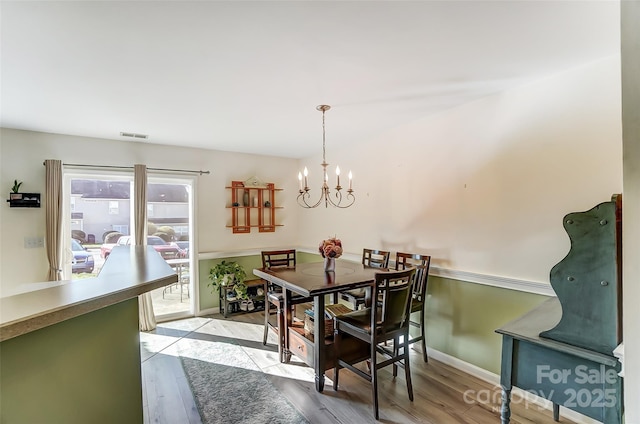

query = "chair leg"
[263,281,270,345]
[371,341,379,420]
[420,309,428,363]
[277,302,286,363]
[283,302,295,363]
[392,336,399,377]
[264,299,287,363]
[263,302,270,346]
[404,336,414,402]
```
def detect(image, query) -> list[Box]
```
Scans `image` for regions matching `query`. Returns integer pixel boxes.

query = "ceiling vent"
[120,132,148,140]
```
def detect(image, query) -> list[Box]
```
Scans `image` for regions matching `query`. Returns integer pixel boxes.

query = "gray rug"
[179,339,309,424]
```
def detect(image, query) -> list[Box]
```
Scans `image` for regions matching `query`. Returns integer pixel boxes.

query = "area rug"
[179,338,309,424]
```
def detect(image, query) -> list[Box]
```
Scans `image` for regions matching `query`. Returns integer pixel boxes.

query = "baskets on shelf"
[324,303,353,318]
[303,303,354,339]
[303,315,334,339]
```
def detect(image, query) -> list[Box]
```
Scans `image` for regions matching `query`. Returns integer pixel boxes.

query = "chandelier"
[297,105,355,208]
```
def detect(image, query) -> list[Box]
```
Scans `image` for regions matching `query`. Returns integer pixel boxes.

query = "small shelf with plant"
[7,180,40,208]
[209,260,265,317]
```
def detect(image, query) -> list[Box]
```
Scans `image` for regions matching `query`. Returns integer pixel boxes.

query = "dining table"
[253,260,380,392]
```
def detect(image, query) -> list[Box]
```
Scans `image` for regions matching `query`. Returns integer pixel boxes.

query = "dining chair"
[179,271,190,302]
[332,267,417,420]
[395,252,431,363]
[261,249,310,362]
[339,248,390,310]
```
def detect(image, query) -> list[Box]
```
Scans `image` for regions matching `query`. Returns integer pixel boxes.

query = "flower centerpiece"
[319,237,343,271]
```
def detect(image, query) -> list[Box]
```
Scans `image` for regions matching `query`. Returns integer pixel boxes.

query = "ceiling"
[0,1,620,159]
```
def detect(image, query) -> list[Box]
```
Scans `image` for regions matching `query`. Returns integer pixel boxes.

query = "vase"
[324,257,336,272]
[242,190,249,207]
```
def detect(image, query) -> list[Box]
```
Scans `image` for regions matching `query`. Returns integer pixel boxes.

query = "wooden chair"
[261,250,310,362]
[395,252,431,363]
[339,249,390,310]
[333,268,417,420]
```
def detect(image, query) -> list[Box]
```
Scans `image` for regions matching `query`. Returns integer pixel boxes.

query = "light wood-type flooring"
[141,311,579,424]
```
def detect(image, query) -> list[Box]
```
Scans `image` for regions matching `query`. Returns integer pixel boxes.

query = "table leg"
[314,294,325,392]
[283,289,293,363]
[500,386,511,424]
[500,335,513,424]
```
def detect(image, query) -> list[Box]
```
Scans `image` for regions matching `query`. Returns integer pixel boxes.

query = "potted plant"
[208,260,248,299]
[10,180,23,200]
[11,179,23,194]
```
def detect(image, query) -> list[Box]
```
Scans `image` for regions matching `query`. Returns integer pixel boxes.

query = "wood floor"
[141,311,578,424]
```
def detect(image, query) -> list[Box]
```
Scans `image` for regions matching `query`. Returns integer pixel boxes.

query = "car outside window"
[147,236,166,245]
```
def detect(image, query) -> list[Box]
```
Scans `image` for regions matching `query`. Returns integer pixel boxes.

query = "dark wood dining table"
[253,260,379,392]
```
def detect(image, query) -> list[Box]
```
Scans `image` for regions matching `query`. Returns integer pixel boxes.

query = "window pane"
[69,177,131,279]
[147,180,193,318]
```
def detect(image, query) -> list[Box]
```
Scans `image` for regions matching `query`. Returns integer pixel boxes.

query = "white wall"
[0,130,300,293]
[0,56,622,293]
[297,56,623,285]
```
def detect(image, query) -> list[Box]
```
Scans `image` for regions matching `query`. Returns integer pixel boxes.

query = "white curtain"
[135,164,156,331]
[45,159,63,281]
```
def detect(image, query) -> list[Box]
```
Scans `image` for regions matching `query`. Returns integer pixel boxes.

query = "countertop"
[0,246,177,342]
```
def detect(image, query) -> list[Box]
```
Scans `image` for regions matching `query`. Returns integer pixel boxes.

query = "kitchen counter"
[0,245,177,342]
[0,245,178,424]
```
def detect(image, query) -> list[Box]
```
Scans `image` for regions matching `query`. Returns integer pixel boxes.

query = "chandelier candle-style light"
[297,105,355,208]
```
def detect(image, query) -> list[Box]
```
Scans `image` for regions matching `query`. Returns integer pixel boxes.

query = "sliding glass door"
[64,169,195,321]
[146,175,194,320]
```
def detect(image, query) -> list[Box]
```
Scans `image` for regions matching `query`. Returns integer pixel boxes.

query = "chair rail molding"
[429,266,556,297]
[198,248,556,297]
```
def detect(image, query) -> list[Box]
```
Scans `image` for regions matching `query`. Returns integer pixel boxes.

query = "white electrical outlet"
[24,236,45,249]
[24,237,35,248]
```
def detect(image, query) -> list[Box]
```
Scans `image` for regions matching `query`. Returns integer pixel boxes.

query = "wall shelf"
[7,192,41,208]
[226,180,282,233]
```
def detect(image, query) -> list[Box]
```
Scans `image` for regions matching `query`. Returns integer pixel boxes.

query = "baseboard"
[197,306,220,316]
[426,347,600,424]
[426,347,499,385]
[155,310,195,324]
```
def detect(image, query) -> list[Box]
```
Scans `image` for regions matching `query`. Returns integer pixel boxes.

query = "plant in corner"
[11,180,23,194]
[208,260,248,300]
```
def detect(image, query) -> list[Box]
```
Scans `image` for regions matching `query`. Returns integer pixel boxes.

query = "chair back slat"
[362,248,390,269]
[395,252,431,303]
[261,249,296,269]
[373,268,416,338]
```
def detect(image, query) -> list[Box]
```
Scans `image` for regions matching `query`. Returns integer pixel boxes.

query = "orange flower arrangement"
[319,237,343,259]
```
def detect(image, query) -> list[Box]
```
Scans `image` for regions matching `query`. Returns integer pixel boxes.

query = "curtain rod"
[43,162,210,175]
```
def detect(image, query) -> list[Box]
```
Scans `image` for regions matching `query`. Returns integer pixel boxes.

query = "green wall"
[424,275,550,374]
[0,298,143,424]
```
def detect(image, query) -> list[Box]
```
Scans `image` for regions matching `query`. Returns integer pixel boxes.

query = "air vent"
[120,132,149,140]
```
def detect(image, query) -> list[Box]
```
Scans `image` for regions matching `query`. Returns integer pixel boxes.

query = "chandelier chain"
[322,108,326,163]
